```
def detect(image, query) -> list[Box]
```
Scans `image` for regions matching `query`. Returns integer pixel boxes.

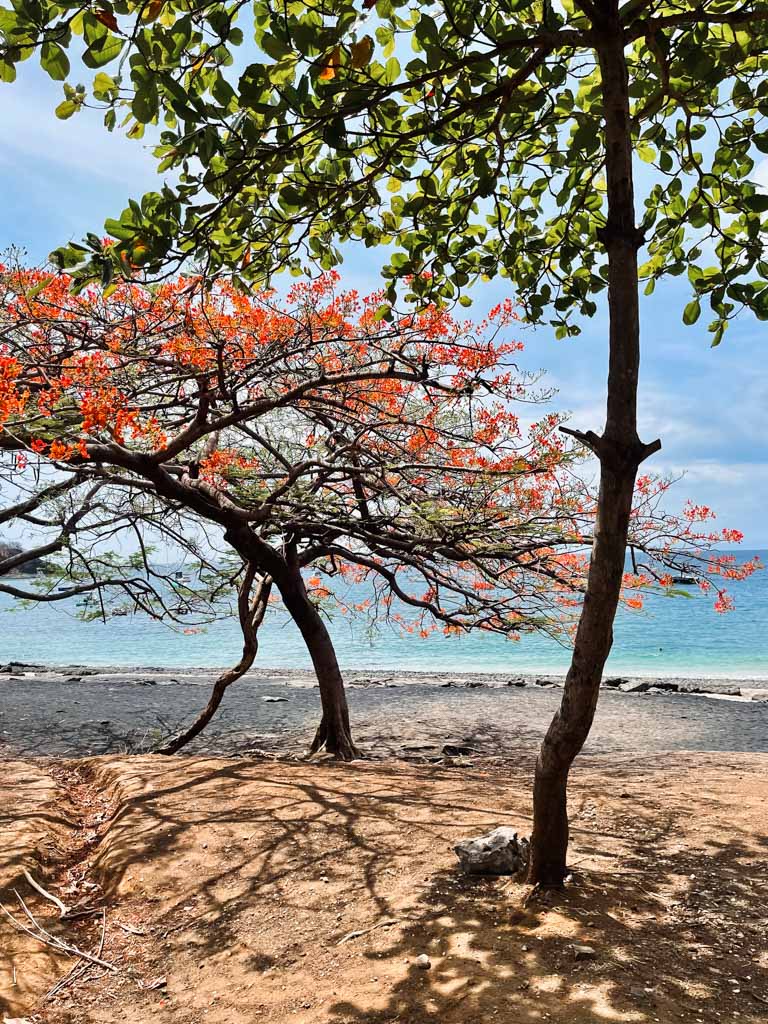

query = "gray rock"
[619,680,650,693]
[415,954,432,970]
[741,688,768,702]
[572,944,597,961]
[441,742,475,756]
[454,827,530,876]
[0,661,49,674]
[443,756,475,768]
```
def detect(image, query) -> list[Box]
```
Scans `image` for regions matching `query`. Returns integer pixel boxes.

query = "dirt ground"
[1,752,766,1024]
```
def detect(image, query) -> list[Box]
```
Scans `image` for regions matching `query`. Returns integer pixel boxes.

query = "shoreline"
[2,661,767,700]
[1,663,766,760]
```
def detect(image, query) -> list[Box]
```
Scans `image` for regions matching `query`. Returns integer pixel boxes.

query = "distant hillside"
[0,541,48,575]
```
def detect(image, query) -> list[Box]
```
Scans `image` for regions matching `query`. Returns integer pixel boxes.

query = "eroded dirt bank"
[2,753,767,1024]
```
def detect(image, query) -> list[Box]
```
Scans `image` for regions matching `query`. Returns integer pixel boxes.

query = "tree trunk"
[156,567,271,755]
[222,526,359,761]
[528,10,660,887]
[279,571,360,761]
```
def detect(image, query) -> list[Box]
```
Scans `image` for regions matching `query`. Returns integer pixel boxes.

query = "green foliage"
[2,1,768,336]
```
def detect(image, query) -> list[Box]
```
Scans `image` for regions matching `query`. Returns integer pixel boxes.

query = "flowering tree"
[2,0,767,881]
[1,266,583,756]
[0,265,756,763]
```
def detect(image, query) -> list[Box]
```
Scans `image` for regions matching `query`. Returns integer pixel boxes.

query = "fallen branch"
[47,909,109,1000]
[22,869,70,917]
[1,892,116,973]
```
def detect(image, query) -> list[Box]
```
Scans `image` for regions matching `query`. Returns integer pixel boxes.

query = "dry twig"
[1,893,116,973]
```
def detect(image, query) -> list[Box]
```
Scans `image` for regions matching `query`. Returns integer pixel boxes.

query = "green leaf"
[82,35,123,70]
[93,71,117,99]
[682,298,701,326]
[132,87,158,123]
[54,99,79,120]
[744,193,768,213]
[41,43,70,82]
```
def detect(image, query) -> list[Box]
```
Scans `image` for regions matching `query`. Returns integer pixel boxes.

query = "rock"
[441,743,475,756]
[465,680,485,688]
[508,678,527,687]
[261,696,289,703]
[572,944,597,961]
[0,661,48,674]
[687,684,741,697]
[454,827,530,876]
[415,954,432,970]
[603,677,626,688]
[741,688,768,702]
[618,680,650,693]
[652,681,679,692]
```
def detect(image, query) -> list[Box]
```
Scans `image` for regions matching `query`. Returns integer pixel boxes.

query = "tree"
[0,455,256,638]
[1,266,756,770]
[1,266,587,757]
[5,0,764,884]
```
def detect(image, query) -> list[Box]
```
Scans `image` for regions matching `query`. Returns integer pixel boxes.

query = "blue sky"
[1,64,766,546]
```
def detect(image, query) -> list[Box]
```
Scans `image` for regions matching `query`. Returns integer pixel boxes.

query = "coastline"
[1,662,766,760]
[2,661,767,697]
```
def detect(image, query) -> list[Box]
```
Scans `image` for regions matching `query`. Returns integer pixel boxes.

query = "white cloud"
[0,65,158,188]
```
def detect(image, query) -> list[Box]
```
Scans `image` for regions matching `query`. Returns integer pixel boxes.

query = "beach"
[1,663,767,760]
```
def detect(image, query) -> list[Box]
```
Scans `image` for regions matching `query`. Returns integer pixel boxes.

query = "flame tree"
[0,267,583,756]
[1,265,756,761]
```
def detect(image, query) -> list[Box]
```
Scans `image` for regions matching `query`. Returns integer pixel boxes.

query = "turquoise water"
[2,552,766,678]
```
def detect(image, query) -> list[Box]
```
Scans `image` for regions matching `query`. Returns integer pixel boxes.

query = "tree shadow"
[10,751,768,1022]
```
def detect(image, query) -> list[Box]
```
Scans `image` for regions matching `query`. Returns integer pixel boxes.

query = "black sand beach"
[1,664,766,759]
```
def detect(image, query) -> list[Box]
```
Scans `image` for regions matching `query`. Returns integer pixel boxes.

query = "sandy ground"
[0,762,73,1015]
[1,752,767,1024]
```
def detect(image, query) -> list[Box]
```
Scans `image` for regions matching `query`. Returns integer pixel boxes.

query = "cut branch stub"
[559,426,661,470]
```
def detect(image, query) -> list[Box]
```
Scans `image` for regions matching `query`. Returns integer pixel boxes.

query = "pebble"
[415,954,432,970]
[572,944,597,961]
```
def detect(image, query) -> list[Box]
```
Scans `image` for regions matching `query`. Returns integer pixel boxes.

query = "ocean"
[2,551,766,679]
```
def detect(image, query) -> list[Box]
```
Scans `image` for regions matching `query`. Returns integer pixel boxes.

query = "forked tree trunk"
[528,11,660,887]
[156,567,271,755]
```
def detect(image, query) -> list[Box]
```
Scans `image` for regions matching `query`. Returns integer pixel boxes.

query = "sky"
[1,64,766,546]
